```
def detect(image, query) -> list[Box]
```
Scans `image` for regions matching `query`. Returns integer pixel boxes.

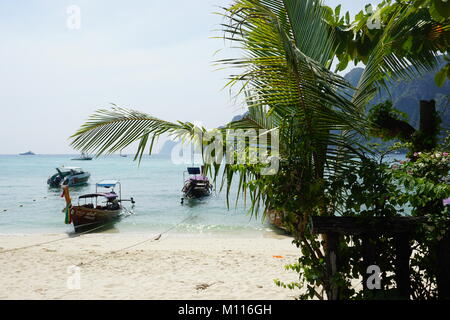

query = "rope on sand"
[76,213,195,267]
[0,220,118,255]
[51,212,195,300]
[0,209,135,255]
[0,210,194,260]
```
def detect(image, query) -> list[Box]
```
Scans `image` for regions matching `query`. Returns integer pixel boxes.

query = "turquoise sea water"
[0,155,270,235]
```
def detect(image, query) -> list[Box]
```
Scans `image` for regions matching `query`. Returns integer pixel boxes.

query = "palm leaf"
[70,107,201,161]
[353,3,445,110]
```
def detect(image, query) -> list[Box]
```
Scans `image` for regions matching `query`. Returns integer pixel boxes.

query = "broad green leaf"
[335,4,341,19]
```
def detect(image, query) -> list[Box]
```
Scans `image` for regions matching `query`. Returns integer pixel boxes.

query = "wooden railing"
[311,216,450,300]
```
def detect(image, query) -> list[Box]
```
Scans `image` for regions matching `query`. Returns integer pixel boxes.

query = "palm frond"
[353,3,444,110]
[70,107,200,161]
[211,0,371,216]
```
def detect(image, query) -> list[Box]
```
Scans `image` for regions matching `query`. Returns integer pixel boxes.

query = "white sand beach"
[0,233,302,300]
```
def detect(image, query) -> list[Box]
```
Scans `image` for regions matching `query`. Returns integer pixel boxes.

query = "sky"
[0,0,380,154]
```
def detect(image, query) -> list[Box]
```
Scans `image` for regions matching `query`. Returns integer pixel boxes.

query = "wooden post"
[394,234,412,299]
[436,230,450,300]
[419,100,437,151]
[310,217,424,299]
[420,100,436,133]
[361,234,378,293]
[324,232,340,300]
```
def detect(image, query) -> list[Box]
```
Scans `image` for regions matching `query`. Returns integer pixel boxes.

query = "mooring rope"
[0,208,135,255]
[50,211,196,300]
[75,212,195,267]
[0,209,194,260]
[0,220,116,254]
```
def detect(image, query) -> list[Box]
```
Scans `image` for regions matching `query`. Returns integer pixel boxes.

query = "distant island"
[158,140,178,156]
[344,58,450,129]
[19,151,35,156]
[156,60,450,158]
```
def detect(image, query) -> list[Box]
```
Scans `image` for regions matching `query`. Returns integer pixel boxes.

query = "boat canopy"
[188,176,209,181]
[79,193,118,200]
[96,180,120,188]
[187,167,201,175]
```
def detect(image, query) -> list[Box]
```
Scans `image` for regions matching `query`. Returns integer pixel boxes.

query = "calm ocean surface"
[0,155,270,236]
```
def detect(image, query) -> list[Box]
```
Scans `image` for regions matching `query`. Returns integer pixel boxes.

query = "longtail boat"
[61,180,134,232]
[181,167,212,203]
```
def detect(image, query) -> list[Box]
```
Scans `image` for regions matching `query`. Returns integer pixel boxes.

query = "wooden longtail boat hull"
[184,187,212,199]
[182,180,212,199]
[71,206,122,231]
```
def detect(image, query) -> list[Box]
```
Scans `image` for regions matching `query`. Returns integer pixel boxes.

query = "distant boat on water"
[72,152,93,161]
[19,151,35,156]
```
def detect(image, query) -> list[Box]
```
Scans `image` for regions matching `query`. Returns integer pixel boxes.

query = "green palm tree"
[72,0,364,174]
[70,0,443,299]
[71,0,442,208]
[71,0,367,222]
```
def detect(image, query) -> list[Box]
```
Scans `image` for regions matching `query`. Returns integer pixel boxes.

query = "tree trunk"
[417,100,438,152]
[324,232,340,300]
[394,234,412,299]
